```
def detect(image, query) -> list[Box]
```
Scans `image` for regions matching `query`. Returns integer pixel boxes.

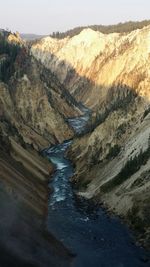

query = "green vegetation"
[78,179,91,190]
[101,136,150,193]
[51,20,150,39]
[84,86,136,135]
[127,205,144,232]
[106,144,121,160]
[143,105,150,119]
[115,123,127,139]
[39,62,80,110]
[127,197,150,237]
[0,34,21,82]
[89,147,102,166]
[131,170,150,188]
[97,88,136,125]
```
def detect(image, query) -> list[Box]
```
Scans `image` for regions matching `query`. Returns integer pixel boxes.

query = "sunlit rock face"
[31,26,150,249]
[1,26,150,252]
[31,26,150,108]
[7,32,24,45]
[0,32,82,150]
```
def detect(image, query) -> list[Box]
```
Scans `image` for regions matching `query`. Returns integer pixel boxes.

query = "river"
[44,111,150,267]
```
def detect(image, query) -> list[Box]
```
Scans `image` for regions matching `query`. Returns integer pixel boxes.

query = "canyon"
[32,25,150,249]
[0,24,150,266]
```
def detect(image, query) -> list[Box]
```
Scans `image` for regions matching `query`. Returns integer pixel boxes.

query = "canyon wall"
[31,26,150,248]
[0,31,76,266]
[0,130,72,266]
[0,38,80,149]
[1,24,150,257]
[31,25,150,109]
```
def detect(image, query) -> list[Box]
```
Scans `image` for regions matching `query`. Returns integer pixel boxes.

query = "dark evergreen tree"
[0,34,21,82]
[50,20,150,39]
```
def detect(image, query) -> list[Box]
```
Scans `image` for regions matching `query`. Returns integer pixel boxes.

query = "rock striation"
[31,25,150,249]
[1,24,150,256]
[31,26,150,109]
[0,54,78,149]
[0,31,77,266]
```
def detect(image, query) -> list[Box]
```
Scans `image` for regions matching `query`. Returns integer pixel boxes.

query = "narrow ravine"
[44,112,150,267]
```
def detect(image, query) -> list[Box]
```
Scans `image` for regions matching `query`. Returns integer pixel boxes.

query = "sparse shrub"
[127,206,144,232]
[101,141,150,193]
[116,123,127,138]
[106,144,121,159]
[0,34,21,82]
[50,20,150,39]
[143,106,150,119]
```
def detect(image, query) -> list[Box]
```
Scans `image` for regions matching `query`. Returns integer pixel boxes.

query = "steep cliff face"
[68,106,150,244]
[0,32,81,151]
[60,28,150,248]
[0,129,72,267]
[1,25,150,254]
[31,25,150,109]
[0,32,76,266]
[31,26,150,248]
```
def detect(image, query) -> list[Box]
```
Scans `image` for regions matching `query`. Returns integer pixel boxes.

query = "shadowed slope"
[31,26,150,249]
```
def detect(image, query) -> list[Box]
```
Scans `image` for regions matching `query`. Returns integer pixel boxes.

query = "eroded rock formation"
[31,25,150,109]
[0,31,77,266]
[1,23,150,259]
[31,25,150,248]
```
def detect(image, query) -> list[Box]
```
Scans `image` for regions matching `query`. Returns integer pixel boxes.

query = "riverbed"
[45,113,150,267]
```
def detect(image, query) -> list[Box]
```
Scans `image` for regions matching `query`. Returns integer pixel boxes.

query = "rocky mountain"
[0,22,150,264]
[0,31,79,266]
[0,31,81,149]
[31,25,150,110]
[50,20,150,39]
[21,33,46,41]
[31,25,150,248]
